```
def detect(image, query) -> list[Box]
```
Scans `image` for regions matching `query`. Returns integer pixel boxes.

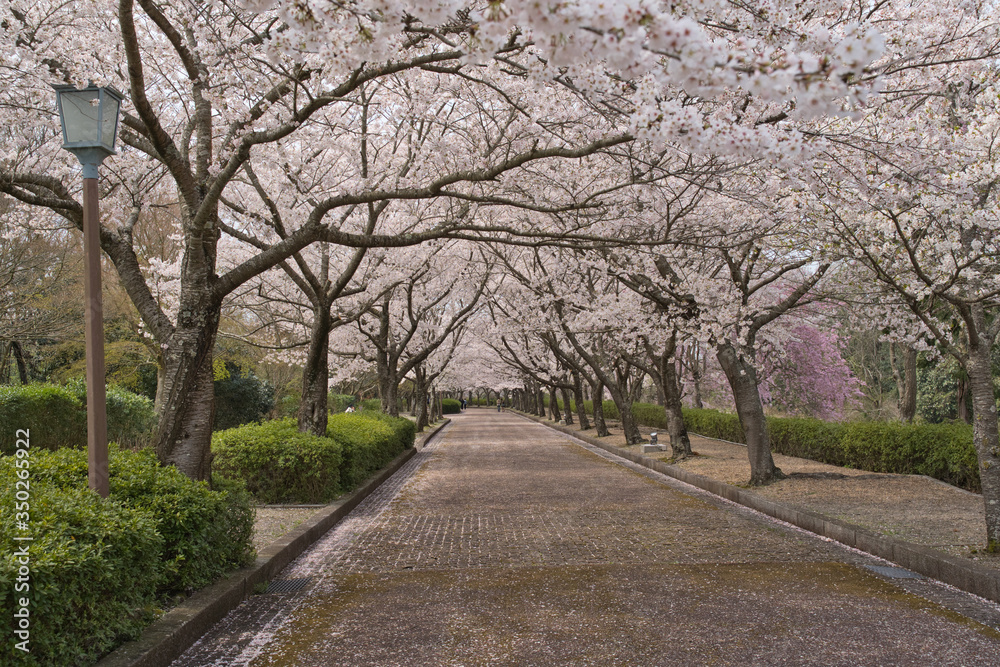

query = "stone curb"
[96,418,451,667]
[516,412,1000,606]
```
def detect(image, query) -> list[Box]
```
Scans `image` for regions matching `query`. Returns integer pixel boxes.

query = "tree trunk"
[536,387,546,418]
[10,341,28,385]
[414,369,428,431]
[662,354,692,459]
[561,387,574,425]
[690,346,704,409]
[154,311,221,481]
[591,381,610,437]
[377,360,400,417]
[573,373,590,430]
[901,346,917,423]
[967,306,1000,551]
[606,384,642,445]
[890,344,918,423]
[957,375,972,424]
[717,342,783,485]
[298,308,332,436]
[550,386,562,421]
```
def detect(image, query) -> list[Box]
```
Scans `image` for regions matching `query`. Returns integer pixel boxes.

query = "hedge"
[0,447,254,666]
[441,398,462,414]
[327,412,412,490]
[552,398,979,492]
[0,383,157,454]
[212,419,344,504]
[64,379,159,449]
[0,385,84,454]
[679,408,979,492]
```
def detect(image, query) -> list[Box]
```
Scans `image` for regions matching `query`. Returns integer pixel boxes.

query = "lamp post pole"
[54,84,123,499]
[82,171,109,497]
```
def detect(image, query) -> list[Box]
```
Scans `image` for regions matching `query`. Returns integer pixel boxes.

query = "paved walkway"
[173,412,1000,666]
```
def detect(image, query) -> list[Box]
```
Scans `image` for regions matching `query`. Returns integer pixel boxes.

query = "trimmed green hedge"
[681,407,745,444]
[213,413,416,504]
[559,399,979,491]
[65,379,158,449]
[441,398,462,414]
[0,383,157,454]
[362,411,417,450]
[328,413,412,490]
[0,447,254,666]
[212,419,344,504]
[680,408,979,492]
[0,385,85,454]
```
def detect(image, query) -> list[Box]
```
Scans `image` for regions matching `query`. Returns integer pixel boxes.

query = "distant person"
[461,398,467,410]
[497,398,502,413]
[345,405,355,413]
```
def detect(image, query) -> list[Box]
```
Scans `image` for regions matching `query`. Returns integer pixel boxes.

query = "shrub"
[64,379,158,449]
[273,382,302,419]
[679,408,979,492]
[327,413,402,489]
[441,398,462,414]
[212,419,344,504]
[0,446,254,665]
[358,398,382,412]
[0,482,162,666]
[682,408,746,443]
[768,417,847,465]
[580,400,620,421]
[213,363,275,431]
[839,421,978,491]
[362,412,417,450]
[27,446,255,595]
[631,402,668,430]
[328,393,357,413]
[0,384,86,454]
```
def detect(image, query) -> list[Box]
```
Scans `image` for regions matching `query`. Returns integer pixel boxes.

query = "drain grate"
[264,577,312,594]
[864,565,924,580]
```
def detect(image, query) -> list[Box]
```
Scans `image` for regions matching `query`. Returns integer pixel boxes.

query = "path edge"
[96,418,451,667]
[517,411,1000,606]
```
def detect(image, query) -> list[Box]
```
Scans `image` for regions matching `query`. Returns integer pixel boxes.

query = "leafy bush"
[213,362,275,431]
[580,400,620,421]
[328,393,357,413]
[359,398,382,412]
[362,412,417,450]
[441,398,462,414]
[680,408,746,443]
[0,383,158,454]
[26,446,255,594]
[0,483,162,666]
[767,417,847,465]
[273,382,302,420]
[64,379,158,449]
[327,413,405,489]
[0,384,86,454]
[0,447,254,665]
[679,408,979,492]
[631,403,668,430]
[839,421,978,490]
[212,419,344,504]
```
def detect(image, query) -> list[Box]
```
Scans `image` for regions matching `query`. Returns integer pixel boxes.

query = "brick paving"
[172,411,1000,666]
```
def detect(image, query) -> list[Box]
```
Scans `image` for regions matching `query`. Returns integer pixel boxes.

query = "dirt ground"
[561,416,1000,571]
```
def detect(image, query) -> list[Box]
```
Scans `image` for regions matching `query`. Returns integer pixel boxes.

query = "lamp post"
[54,83,124,498]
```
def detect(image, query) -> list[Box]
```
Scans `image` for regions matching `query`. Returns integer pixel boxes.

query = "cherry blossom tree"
[811,67,1000,548]
[1,0,635,478]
